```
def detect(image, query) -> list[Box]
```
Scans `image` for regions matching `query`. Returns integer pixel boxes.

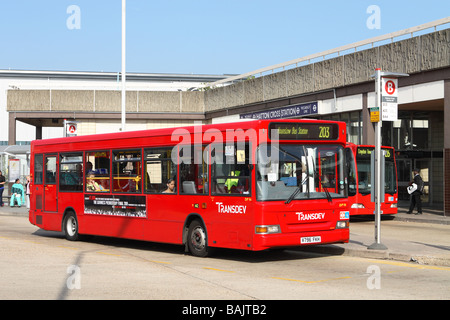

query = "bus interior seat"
[182,181,197,194]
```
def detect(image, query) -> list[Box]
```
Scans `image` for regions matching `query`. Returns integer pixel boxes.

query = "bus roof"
[31,119,346,149]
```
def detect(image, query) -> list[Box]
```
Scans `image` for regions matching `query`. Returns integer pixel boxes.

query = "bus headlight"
[255,225,281,234]
[336,221,349,229]
[390,203,397,208]
[351,203,365,208]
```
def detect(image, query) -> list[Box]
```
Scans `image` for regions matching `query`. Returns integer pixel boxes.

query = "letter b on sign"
[385,80,396,95]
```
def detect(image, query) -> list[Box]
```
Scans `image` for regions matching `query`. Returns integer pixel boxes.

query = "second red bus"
[345,143,398,216]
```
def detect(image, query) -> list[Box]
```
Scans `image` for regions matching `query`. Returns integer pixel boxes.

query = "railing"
[206,17,450,87]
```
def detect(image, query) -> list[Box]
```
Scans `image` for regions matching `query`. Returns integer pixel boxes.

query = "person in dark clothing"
[407,168,423,215]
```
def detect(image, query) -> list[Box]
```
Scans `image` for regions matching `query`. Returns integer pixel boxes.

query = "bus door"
[44,154,58,212]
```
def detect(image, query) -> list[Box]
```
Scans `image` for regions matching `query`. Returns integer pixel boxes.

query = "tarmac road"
[0,205,449,301]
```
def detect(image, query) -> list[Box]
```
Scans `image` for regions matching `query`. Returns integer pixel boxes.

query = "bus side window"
[60,153,83,192]
[144,148,177,194]
[113,150,142,193]
[180,145,208,195]
[212,143,251,196]
[34,154,43,185]
[85,151,110,192]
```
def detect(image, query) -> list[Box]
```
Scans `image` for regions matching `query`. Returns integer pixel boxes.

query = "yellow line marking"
[24,240,42,244]
[58,245,79,250]
[272,276,351,284]
[149,260,171,265]
[368,259,450,271]
[97,251,121,257]
[0,236,10,239]
[203,267,235,273]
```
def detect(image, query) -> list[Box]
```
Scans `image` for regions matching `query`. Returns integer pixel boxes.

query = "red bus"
[29,119,350,257]
[345,143,398,216]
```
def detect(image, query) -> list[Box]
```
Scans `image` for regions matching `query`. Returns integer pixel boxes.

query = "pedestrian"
[407,168,423,215]
[0,171,5,207]
[10,178,25,207]
[25,175,31,209]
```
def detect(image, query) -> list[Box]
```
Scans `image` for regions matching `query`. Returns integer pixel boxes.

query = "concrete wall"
[6,29,449,116]
[7,89,205,114]
[204,29,450,112]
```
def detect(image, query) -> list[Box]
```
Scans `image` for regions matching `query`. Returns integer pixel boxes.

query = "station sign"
[381,77,398,121]
[240,102,318,120]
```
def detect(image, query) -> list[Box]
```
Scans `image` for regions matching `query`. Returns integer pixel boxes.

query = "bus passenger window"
[34,154,43,185]
[85,151,110,192]
[179,145,208,195]
[113,150,142,193]
[60,153,83,192]
[87,174,103,192]
[144,148,177,194]
[212,143,251,196]
[45,156,57,184]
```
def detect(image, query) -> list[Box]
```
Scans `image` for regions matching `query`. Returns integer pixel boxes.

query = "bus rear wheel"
[63,212,79,241]
[187,220,210,257]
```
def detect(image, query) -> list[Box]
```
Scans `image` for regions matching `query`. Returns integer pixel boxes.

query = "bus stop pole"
[368,68,387,250]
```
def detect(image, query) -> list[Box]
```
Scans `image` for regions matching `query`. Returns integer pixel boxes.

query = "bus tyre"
[63,212,79,241]
[187,220,209,257]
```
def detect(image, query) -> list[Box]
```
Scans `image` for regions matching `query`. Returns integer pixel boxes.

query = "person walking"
[25,175,31,209]
[407,168,423,215]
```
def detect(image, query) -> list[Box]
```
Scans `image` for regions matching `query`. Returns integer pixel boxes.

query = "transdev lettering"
[216,202,247,214]
[296,212,325,221]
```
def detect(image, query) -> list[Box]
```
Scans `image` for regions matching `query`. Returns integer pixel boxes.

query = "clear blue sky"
[0,0,448,75]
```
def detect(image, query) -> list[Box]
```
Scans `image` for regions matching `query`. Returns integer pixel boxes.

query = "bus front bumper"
[252,228,349,251]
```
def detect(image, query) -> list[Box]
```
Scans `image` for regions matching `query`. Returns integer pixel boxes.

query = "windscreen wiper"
[285,175,308,205]
[319,177,332,203]
[285,186,301,205]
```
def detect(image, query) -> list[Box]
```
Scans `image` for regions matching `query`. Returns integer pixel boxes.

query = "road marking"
[58,245,79,250]
[203,267,235,273]
[149,260,171,265]
[368,259,450,271]
[24,240,42,244]
[97,251,121,257]
[272,276,351,284]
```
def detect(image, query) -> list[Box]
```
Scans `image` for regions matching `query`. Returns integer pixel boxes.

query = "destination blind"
[356,147,394,160]
[269,123,339,140]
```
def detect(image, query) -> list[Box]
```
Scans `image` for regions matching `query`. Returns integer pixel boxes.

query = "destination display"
[269,122,339,140]
[356,147,394,160]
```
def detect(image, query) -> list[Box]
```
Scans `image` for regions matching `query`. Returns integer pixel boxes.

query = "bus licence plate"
[301,236,321,244]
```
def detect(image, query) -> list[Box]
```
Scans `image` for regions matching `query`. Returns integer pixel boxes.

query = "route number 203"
[319,126,330,138]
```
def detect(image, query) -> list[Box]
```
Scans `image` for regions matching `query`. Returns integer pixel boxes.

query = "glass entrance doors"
[396,158,430,205]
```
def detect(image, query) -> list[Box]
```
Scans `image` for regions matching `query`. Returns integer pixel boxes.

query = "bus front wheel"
[63,212,79,241]
[187,220,210,257]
